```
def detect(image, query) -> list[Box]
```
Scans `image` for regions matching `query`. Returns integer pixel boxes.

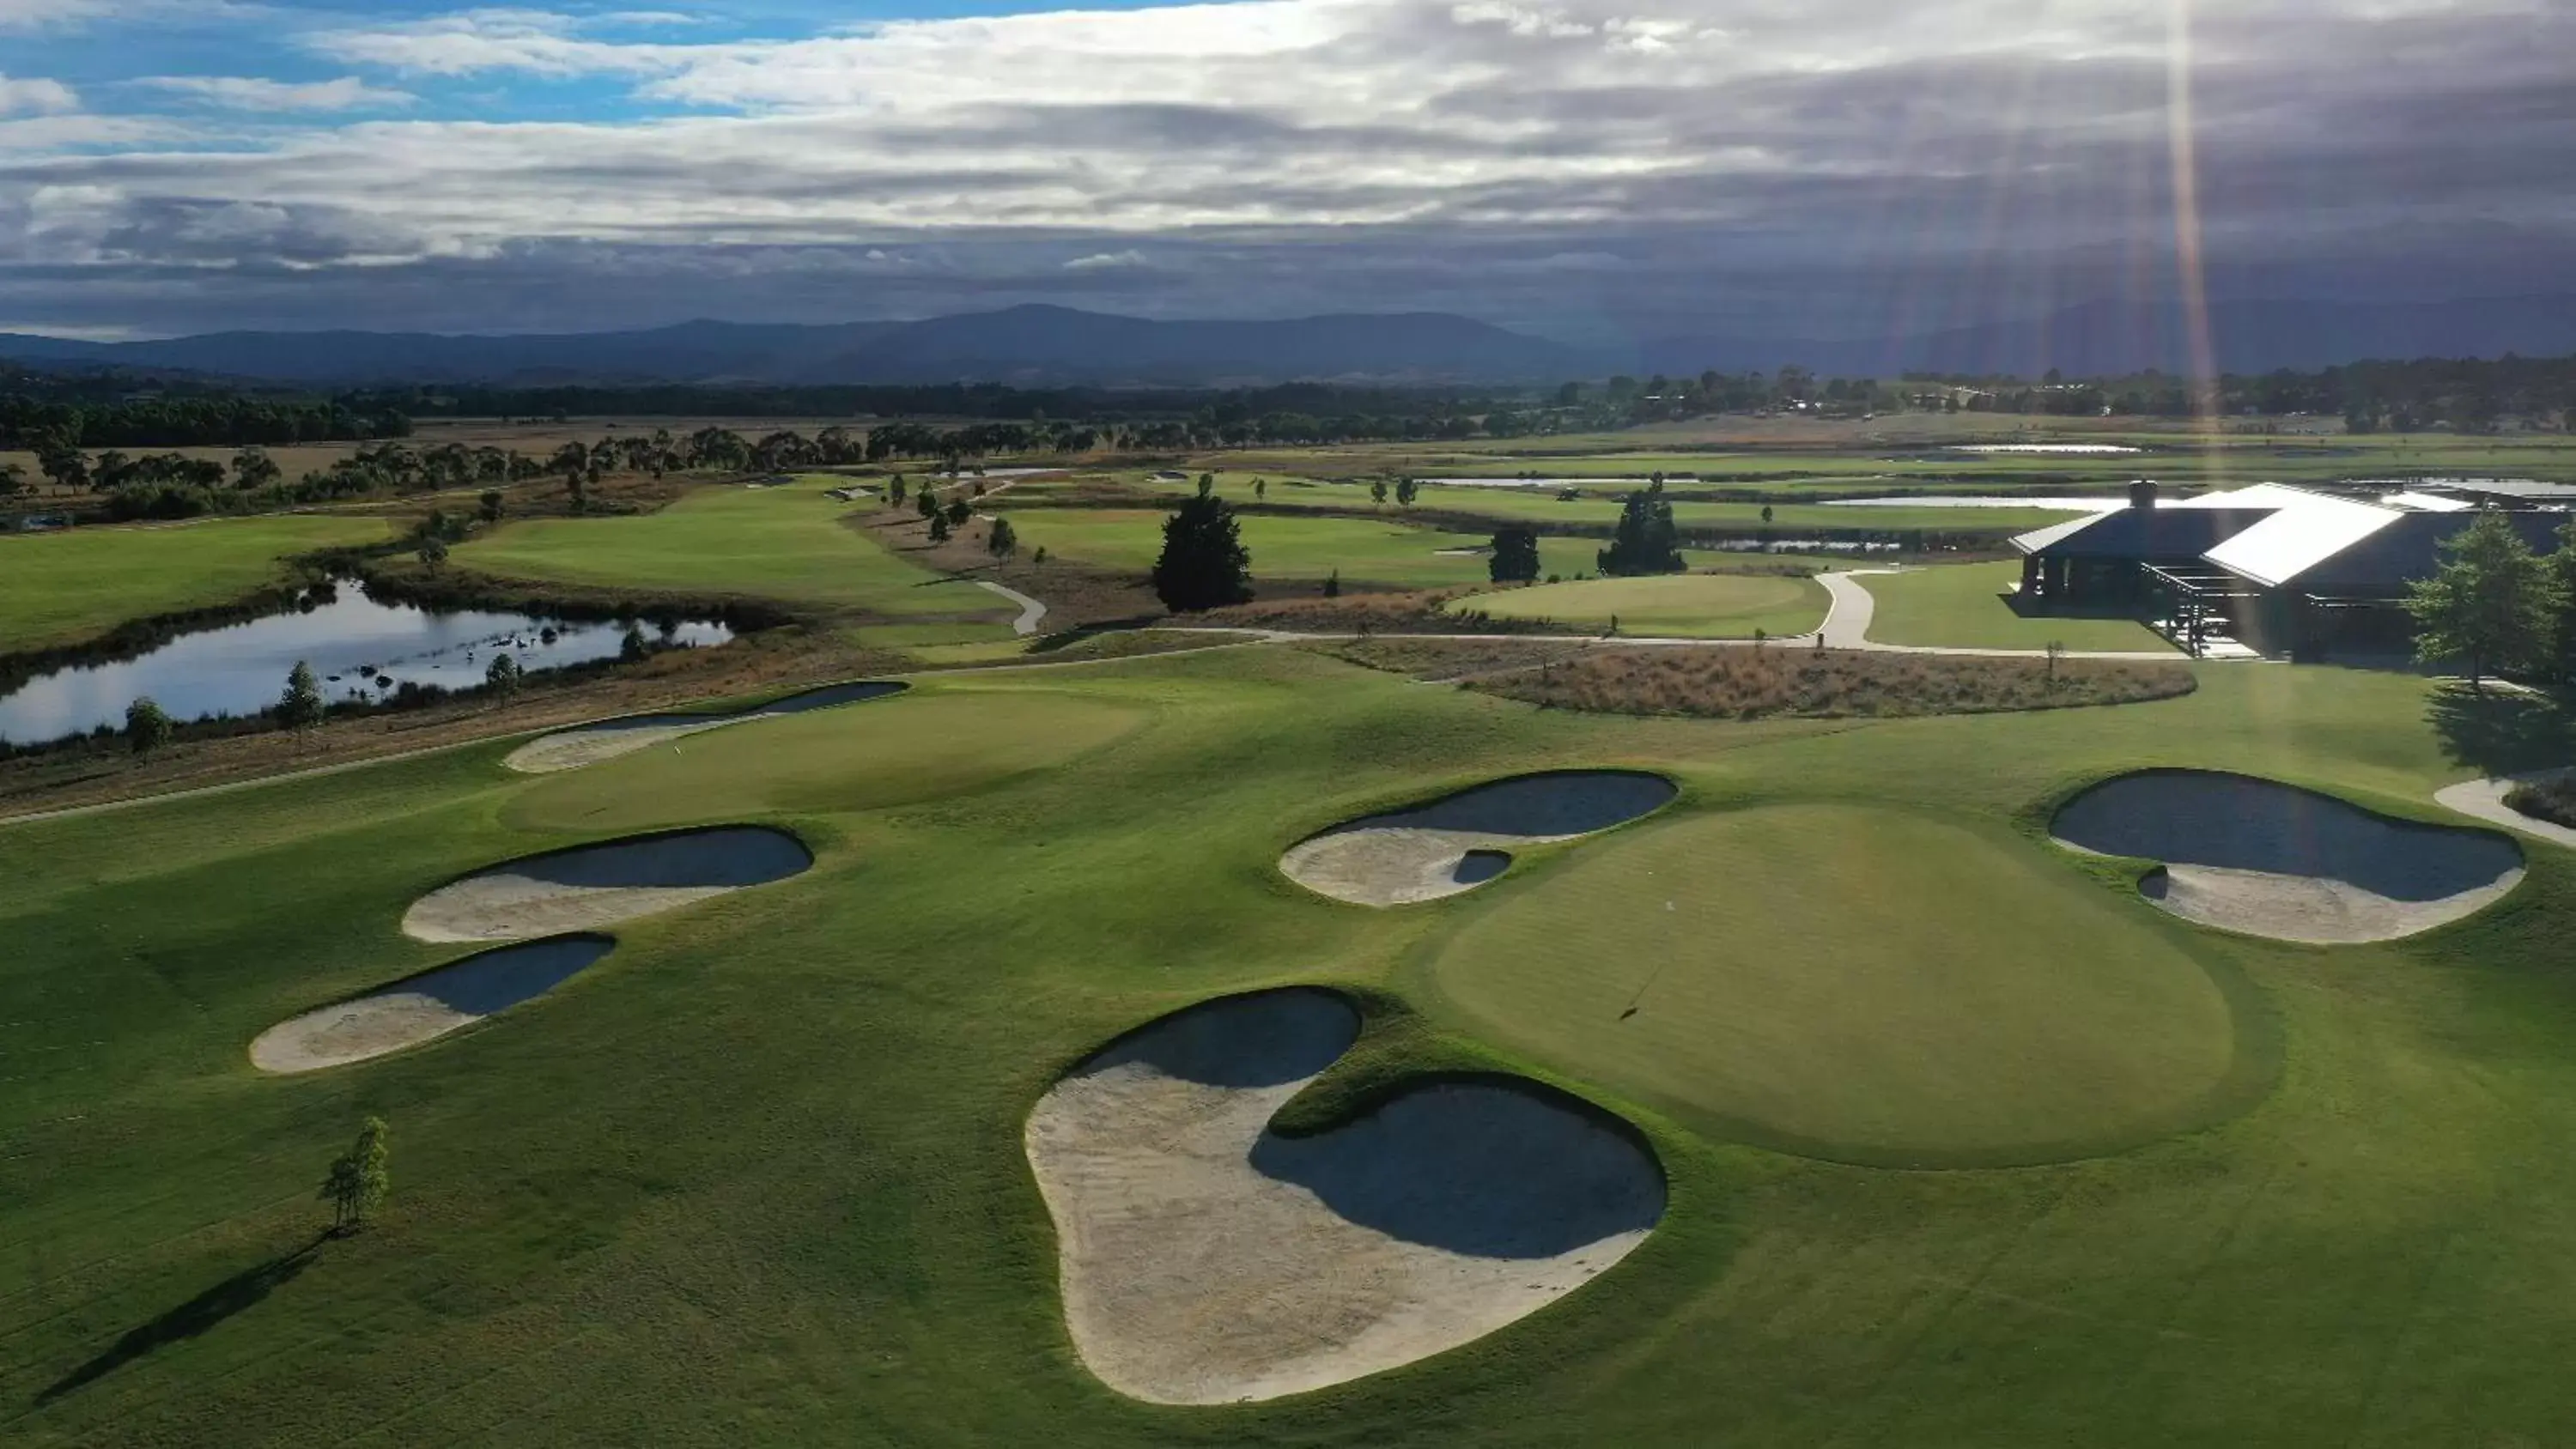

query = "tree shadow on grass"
[35,1235,326,1406]
[2427,685,2576,779]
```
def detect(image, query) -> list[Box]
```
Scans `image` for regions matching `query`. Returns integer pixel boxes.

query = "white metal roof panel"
[2202,492,2407,590]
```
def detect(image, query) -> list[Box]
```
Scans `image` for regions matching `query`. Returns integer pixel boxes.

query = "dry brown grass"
[1194,591,1570,636]
[1300,636,1594,680]
[1471,646,2196,721]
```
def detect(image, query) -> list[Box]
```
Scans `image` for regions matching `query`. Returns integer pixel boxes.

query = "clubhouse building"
[2010,480,2575,660]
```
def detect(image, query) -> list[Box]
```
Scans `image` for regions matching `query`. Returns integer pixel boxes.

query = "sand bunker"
[1279,771,1677,906]
[503,681,907,773]
[1026,989,1662,1404]
[251,935,614,1073]
[403,826,812,943]
[2053,770,2523,943]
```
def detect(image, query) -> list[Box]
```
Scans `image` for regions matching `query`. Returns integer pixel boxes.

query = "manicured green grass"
[10,650,2576,1444]
[998,507,1651,588]
[501,688,1149,832]
[0,514,392,652]
[1414,804,2254,1166]
[1446,572,1829,638]
[1859,561,2178,652]
[453,477,1007,619]
[1121,473,2077,534]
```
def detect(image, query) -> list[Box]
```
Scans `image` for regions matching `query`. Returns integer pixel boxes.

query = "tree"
[477,489,505,523]
[988,516,1018,561]
[485,652,523,697]
[1490,525,1541,585]
[2408,510,2563,692]
[927,512,951,544]
[321,1117,390,1234]
[2550,518,2576,682]
[1151,476,1254,613]
[125,697,173,755]
[279,661,327,730]
[1598,481,1686,577]
[0,460,29,498]
[620,623,650,663]
[416,536,448,571]
[889,474,908,505]
[1031,545,1048,569]
[945,496,971,527]
[1370,478,1389,507]
[1253,477,1267,501]
[1394,476,1419,509]
[232,447,282,491]
[1323,568,1341,599]
[37,446,88,493]
[915,487,939,520]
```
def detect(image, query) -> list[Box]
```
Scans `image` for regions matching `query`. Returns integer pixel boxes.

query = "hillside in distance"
[0,306,1590,388]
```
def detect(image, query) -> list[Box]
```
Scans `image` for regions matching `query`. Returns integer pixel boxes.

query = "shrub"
[2506,776,2576,829]
[125,697,173,755]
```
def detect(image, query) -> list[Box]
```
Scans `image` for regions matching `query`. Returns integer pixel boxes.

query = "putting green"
[1415,804,2256,1166]
[504,690,1147,831]
[1447,572,1828,638]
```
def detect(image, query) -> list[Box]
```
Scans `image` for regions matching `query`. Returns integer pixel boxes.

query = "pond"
[0,579,731,747]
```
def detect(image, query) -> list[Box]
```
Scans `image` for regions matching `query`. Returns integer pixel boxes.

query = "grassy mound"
[1413,805,2257,1166]
[1473,646,2196,719]
[504,688,1147,831]
[1445,572,1830,639]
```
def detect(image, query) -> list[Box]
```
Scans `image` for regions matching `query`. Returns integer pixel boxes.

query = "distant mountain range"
[0,306,1589,389]
[1640,295,2576,379]
[3,295,2570,390]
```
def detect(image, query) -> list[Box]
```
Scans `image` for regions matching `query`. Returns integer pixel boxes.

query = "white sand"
[504,682,905,773]
[1026,990,1662,1404]
[403,827,812,942]
[1279,772,1675,906]
[2055,770,2524,943]
[250,936,612,1073]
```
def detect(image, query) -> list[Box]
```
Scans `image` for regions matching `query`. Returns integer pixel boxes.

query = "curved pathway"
[2435,772,2576,851]
[977,580,1049,637]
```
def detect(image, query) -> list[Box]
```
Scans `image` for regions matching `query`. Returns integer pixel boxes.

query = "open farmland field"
[9,646,2576,1444]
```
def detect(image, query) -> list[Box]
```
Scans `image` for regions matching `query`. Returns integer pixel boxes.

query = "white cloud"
[138,76,416,112]
[0,73,80,115]
[1063,250,1149,271]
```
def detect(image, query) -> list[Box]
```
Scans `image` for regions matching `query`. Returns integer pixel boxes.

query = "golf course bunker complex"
[1025,988,1662,1404]
[402,826,813,942]
[504,681,908,773]
[1280,770,1678,906]
[2052,771,2524,944]
[250,935,614,1073]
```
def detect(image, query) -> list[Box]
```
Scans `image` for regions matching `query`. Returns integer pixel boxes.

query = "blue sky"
[0,0,2569,342]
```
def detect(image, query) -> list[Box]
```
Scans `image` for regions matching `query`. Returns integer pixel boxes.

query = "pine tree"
[1151,476,1254,613]
[1597,481,1686,577]
[1489,526,1541,585]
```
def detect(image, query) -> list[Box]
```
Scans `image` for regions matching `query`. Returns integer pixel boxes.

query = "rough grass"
[1025,628,1249,663]
[1194,590,1577,636]
[2505,774,2576,828]
[0,513,393,653]
[1303,636,1595,680]
[1470,645,2196,719]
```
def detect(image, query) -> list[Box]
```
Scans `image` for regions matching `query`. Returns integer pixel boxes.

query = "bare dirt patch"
[1280,771,1676,906]
[2053,770,2524,943]
[503,680,905,773]
[402,826,812,942]
[250,935,614,1073]
[1474,646,2196,720]
[1025,988,1662,1405]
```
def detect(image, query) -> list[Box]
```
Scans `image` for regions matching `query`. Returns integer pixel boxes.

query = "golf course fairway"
[1415,805,2259,1165]
[1446,571,1830,638]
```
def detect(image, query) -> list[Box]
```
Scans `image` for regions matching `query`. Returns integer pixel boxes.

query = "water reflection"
[0,579,730,746]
